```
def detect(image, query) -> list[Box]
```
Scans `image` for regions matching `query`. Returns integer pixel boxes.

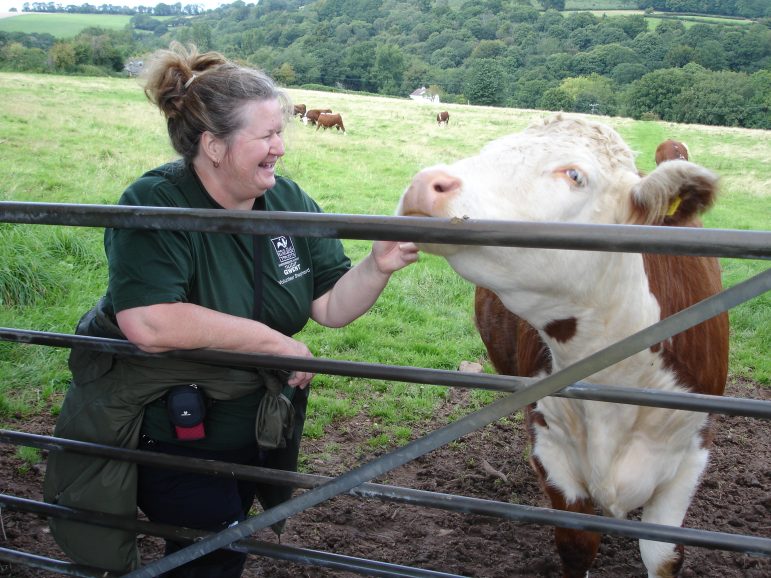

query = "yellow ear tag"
[666,195,682,217]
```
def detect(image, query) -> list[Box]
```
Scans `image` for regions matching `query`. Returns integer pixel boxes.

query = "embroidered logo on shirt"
[270,236,310,284]
[271,235,297,264]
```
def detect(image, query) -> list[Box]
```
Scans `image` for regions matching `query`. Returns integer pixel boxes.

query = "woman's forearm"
[311,253,391,328]
[117,302,297,355]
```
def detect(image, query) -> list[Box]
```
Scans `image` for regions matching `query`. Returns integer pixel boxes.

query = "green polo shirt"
[103,161,351,449]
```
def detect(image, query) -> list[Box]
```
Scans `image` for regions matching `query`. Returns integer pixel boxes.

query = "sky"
[0,1,228,13]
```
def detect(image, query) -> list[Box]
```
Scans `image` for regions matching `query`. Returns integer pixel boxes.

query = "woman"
[43,42,418,576]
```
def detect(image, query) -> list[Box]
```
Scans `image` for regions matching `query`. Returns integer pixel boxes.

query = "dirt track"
[1,380,768,577]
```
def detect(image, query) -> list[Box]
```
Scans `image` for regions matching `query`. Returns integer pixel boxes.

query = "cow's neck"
[499,253,661,370]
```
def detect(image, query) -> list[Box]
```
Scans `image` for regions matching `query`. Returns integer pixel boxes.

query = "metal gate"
[1,202,769,577]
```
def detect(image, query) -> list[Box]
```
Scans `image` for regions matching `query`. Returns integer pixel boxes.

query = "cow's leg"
[638,447,709,578]
[531,454,601,578]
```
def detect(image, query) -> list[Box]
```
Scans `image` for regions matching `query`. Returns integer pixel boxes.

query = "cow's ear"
[628,160,719,226]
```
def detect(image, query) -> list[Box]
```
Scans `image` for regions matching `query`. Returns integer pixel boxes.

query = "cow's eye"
[564,167,585,186]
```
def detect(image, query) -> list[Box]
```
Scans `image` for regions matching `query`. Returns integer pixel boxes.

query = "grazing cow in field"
[316,112,346,133]
[437,111,450,126]
[397,115,728,578]
[303,108,332,126]
[293,104,307,117]
[656,139,690,165]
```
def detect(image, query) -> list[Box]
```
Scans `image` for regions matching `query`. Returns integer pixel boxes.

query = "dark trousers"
[137,386,309,578]
[137,440,264,578]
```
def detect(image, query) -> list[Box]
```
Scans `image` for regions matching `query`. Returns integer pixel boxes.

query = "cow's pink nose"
[414,169,462,195]
[414,169,461,194]
[401,169,462,217]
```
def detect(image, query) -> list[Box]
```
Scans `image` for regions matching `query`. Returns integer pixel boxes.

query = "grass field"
[565,0,639,9]
[0,72,768,447]
[0,12,154,37]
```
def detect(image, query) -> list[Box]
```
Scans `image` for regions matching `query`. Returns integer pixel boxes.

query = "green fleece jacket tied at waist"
[42,300,275,572]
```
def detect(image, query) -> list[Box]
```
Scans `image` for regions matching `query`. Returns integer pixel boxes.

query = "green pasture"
[565,0,639,10]
[0,73,768,456]
[646,14,754,29]
[0,13,136,37]
[562,10,753,30]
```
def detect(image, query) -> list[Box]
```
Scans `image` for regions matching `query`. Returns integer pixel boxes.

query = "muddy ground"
[1,379,768,577]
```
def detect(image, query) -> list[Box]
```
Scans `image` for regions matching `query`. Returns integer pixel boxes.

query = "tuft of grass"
[0,225,61,308]
[15,446,42,474]
[366,433,392,450]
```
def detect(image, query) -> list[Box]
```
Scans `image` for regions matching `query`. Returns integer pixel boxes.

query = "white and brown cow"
[437,110,450,126]
[303,108,332,126]
[656,139,690,165]
[397,115,728,578]
[293,103,307,118]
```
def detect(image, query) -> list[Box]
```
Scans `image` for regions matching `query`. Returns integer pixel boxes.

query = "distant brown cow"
[436,111,449,126]
[655,139,689,165]
[303,108,333,126]
[293,104,306,117]
[316,112,346,133]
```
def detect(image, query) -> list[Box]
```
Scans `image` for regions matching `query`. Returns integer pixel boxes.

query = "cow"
[316,112,346,133]
[303,108,332,126]
[437,111,450,126]
[656,139,690,165]
[293,104,307,117]
[397,115,728,578]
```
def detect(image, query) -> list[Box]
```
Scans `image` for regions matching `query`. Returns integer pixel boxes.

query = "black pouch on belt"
[166,384,207,441]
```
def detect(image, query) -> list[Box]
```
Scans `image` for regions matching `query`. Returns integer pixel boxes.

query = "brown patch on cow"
[543,317,577,343]
[473,287,551,377]
[525,405,548,439]
[529,453,601,577]
[699,415,717,448]
[517,321,551,377]
[642,246,728,399]
[656,543,685,578]
[475,287,523,376]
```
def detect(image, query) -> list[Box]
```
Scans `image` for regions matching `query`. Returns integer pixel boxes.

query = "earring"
[212,159,220,168]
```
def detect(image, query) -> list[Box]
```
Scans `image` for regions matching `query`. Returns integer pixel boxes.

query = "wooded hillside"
[1,0,769,128]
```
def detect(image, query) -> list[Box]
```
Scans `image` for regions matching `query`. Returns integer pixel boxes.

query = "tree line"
[20,2,206,16]
[1,0,769,129]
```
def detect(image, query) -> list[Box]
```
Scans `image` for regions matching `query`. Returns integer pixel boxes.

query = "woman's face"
[220,98,286,204]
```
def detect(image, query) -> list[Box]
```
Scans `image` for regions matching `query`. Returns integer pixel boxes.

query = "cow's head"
[396,115,718,317]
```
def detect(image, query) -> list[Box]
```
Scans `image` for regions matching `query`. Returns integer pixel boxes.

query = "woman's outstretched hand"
[372,240,420,275]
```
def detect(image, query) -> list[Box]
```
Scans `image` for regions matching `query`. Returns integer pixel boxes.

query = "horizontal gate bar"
[0,546,115,578]
[0,548,113,578]
[1,201,769,259]
[2,328,769,419]
[0,495,464,578]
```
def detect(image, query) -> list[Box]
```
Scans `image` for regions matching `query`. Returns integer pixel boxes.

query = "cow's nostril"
[430,174,460,194]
